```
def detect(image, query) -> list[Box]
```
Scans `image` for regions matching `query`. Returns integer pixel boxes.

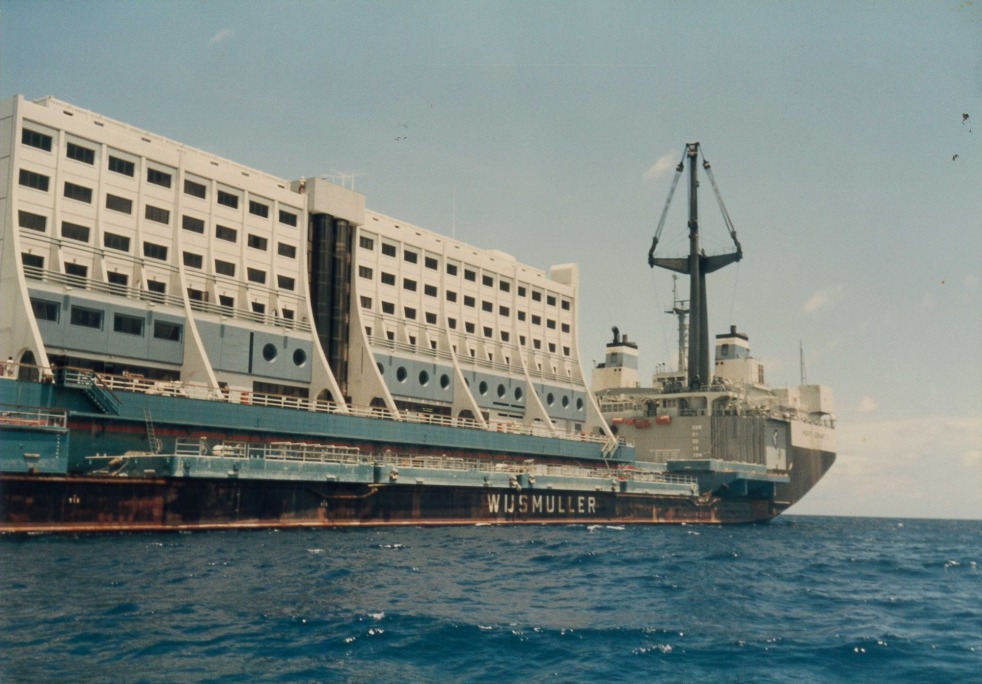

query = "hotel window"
[217,190,239,209]
[381,272,396,286]
[277,242,296,259]
[360,296,372,309]
[145,205,170,224]
[249,200,270,218]
[247,268,266,284]
[424,284,437,297]
[464,269,476,282]
[532,315,541,325]
[465,322,475,334]
[359,235,374,250]
[482,301,493,313]
[147,281,166,296]
[499,281,511,293]
[446,290,457,303]
[425,256,438,270]
[533,339,541,350]
[184,179,207,199]
[547,295,556,306]
[501,331,510,342]
[381,243,397,257]
[251,302,265,314]
[153,320,182,342]
[187,288,206,302]
[22,128,52,151]
[561,300,571,311]
[30,298,59,322]
[464,295,475,308]
[61,222,90,243]
[499,306,510,317]
[65,264,89,285]
[106,194,133,214]
[548,343,556,353]
[64,181,92,203]
[561,323,570,333]
[282,309,294,321]
[518,286,527,297]
[404,307,416,320]
[547,319,556,329]
[403,278,417,292]
[482,275,494,287]
[216,225,237,242]
[358,266,373,279]
[70,306,103,329]
[22,253,44,270]
[103,232,131,252]
[381,301,395,314]
[67,142,95,165]
[277,275,295,291]
[219,295,235,308]
[215,260,236,277]
[425,312,437,324]
[113,314,144,336]
[517,311,526,321]
[182,215,205,233]
[143,242,169,261]
[448,318,457,329]
[278,210,298,227]
[563,346,571,356]
[247,234,268,251]
[532,290,542,302]
[183,252,203,269]
[18,211,47,232]
[108,156,134,176]
[404,250,418,264]
[147,168,172,188]
[107,272,128,292]
[446,263,458,276]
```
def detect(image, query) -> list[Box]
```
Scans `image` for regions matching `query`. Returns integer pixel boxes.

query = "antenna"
[665,275,689,374]
[799,341,807,386]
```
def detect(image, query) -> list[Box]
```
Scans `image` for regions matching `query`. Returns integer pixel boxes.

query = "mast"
[648,142,742,389]
[666,275,689,374]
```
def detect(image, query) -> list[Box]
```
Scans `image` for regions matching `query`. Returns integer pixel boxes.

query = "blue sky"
[2,0,979,518]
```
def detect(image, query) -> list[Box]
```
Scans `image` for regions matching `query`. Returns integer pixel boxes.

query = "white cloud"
[858,396,878,412]
[209,28,235,45]
[803,284,844,313]
[789,415,982,520]
[643,151,678,186]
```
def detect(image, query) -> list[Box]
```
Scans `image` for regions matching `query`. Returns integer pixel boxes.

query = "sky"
[1,0,979,519]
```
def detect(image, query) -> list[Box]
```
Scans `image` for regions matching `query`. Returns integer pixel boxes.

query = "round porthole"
[293,349,307,367]
[497,384,506,398]
[576,397,584,411]
[419,370,430,386]
[262,343,277,362]
[396,367,408,382]
[546,392,554,406]
[514,387,524,401]
[479,381,488,395]
[562,395,569,408]
[440,374,450,389]
[377,362,385,375]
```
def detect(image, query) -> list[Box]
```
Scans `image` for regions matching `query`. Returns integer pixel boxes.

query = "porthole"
[497,384,506,398]
[479,381,488,395]
[419,370,430,386]
[377,362,385,375]
[576,397,584,411]
[396,367,408,382]
[562,395,570,408]
[546,392,554,406]
[293,348,307,367]
[440,374,450,389]
[514,386,524,401]
[262,343,277,362]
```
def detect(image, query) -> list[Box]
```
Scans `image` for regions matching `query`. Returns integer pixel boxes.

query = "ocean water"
[0,516,979,683]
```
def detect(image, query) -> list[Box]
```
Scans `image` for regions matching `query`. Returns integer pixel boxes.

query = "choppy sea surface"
[1,516,979,683]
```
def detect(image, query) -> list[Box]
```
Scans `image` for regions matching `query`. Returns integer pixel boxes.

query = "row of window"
[359,234,570,309]
[30,297,183,341]
[20,126,300,226]
[19,208,297,264]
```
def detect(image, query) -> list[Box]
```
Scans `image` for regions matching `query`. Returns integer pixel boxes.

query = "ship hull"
[0,473,782,534]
